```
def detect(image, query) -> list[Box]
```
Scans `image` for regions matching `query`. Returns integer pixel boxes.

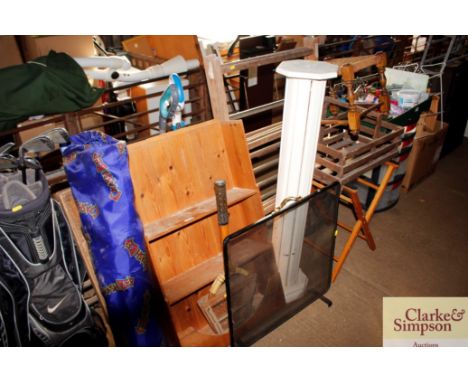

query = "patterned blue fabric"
[61,131,163,346]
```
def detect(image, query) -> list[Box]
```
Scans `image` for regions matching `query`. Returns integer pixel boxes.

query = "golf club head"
[20,135,55,158]
[42,127,71,146]
[23,157,43,182]
[0,142,15,156]
[0,155,19,171]
[23,157,42,170]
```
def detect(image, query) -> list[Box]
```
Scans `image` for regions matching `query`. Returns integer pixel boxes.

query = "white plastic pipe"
[81,55,200,83]
[273,60,337,303]
[73,56,132,70]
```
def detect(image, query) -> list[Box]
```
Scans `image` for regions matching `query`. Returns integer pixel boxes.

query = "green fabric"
[0,50,104,132]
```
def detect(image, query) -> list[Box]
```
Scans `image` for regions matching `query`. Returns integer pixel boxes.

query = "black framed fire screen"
[223,182,340,346]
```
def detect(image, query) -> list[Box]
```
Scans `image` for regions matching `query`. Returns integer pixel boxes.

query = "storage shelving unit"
[127,119,264,346]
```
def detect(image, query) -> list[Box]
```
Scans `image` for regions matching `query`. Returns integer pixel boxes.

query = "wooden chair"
[323,52,390,139]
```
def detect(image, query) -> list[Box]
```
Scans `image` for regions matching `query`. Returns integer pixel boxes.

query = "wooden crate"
[315,98,404,185]
[127,119,264,346]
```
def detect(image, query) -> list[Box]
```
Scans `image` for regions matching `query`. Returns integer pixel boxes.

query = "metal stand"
[319,295,333,308]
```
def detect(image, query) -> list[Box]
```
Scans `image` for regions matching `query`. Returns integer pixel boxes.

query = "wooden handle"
[214,180,229,226]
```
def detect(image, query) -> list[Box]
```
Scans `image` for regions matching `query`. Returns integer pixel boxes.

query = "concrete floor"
[255,139,468,346]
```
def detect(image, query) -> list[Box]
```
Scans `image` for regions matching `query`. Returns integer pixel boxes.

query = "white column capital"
[276,60,338,81]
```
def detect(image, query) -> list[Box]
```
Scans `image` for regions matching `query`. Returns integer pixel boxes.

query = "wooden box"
[127,119,264,346]
[315,98,404,185]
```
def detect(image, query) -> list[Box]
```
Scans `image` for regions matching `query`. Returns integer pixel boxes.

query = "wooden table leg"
[331,162,398,282]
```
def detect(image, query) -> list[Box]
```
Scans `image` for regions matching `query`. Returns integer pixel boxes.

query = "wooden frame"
[127,119,264,346]
[316,98,403,185]
[313,161,398,282]
[204,43,318,122]
[203,42,319,211]
[323,52,390,139]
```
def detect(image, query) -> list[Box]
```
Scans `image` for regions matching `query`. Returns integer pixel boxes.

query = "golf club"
[23,157,42,182]
[0,155,19,172]
[41,127,71,146]
[0,142,15,156]
[19,135,55,184]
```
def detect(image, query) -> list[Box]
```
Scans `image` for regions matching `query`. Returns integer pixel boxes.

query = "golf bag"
[0,169,106,346]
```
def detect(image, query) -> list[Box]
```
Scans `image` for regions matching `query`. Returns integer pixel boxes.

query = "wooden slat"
[256,171,278,189]
[163,254,224,305]
[246,122,282,142]
[144,187,257,242]
[221,47,314,72]
[321,131,347,146]
[261,184,277,201]
[262,196,276,215]
[339,148,398,184]
[315,156,343,174]
[327,54,380,75]
[342,142,397,173]
[250,141,281,160]
[253,154,279,175]
[330,137,355,150]
[204,55,230,120]
[317,144,345,162]
[246,122,282,150]
[313,166,338,185]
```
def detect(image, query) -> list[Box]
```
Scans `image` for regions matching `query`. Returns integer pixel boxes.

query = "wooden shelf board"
[144,187,257,243]
[163,253,224,305]
[162,238,272,306]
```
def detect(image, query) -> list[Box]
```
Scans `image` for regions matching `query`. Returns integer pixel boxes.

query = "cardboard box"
[0,36,23,69]
[19,35,95,61]
[401,121,448,191]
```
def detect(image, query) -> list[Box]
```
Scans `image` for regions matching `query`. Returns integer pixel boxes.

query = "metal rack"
[393,35,468,128]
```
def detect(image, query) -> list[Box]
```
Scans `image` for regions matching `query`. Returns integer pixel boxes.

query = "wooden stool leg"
[331,162,397,282]
[339,186,376,250]
[349,188,376,250]
[341,64,360,140]
[376,52,390,115]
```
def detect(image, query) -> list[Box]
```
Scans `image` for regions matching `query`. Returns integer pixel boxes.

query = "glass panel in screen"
[224,183,340,346]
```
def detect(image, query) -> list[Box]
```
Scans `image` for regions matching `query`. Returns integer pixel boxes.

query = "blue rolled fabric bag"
[61,131,163,346]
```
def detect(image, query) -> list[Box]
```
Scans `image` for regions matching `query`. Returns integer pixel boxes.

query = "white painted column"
[273,60,337,303]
